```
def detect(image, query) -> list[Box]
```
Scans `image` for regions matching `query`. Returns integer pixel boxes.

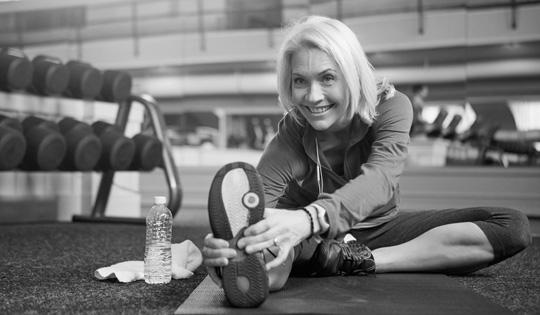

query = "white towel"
[95,240,202,283]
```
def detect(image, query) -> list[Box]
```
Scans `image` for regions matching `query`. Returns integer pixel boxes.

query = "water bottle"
[144,196,172,284]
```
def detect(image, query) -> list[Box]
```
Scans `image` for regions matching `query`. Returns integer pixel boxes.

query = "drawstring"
[315,138,323,195]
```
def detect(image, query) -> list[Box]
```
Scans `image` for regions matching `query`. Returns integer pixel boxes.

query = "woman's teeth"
[308,105,333,114]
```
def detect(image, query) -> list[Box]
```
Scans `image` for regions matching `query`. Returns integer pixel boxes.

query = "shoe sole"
[208,162,268,308]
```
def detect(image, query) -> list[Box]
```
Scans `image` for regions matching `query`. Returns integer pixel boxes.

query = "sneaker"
[208,162,268,308]
[310,235,376,277]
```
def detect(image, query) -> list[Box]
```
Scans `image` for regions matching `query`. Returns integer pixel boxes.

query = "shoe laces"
[339,241,375,276]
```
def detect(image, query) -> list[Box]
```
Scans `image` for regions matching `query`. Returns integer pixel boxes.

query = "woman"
[410,84,429,136]
[203,16,531,308]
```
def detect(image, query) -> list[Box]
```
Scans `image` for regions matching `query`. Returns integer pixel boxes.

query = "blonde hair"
[277,16,394,125]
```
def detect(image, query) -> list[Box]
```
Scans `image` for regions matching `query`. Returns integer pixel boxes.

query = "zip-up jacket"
[257,91,413,239]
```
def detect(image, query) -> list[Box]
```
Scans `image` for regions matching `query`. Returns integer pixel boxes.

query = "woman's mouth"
[305,104,334,114]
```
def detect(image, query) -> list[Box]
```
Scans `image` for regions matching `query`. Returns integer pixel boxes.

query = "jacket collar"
[301,114,369,165]
[348,114,370,145]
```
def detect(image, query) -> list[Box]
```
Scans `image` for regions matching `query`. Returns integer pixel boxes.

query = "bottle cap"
[154,196,166,205]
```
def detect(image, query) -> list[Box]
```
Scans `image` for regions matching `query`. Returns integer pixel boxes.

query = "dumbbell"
[130,133,163,171]
[0,47,33,92]
[0,115,27,170]
[92,121,135,171]
[99,70,132,103]
[58,117,102,171]
[20,116,67,171]
[28,55,70,96]
[64,61,103,100]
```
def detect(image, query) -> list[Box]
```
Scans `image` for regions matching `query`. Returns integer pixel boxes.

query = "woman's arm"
[257,114,308,208]
[232,115,315,269]
[315,92,413,238]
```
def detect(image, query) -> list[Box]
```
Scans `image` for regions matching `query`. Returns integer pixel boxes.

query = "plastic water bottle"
[144,196,172,284]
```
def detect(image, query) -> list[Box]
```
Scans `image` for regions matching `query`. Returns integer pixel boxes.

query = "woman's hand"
[201,233,236,288]
[237,208,311,270]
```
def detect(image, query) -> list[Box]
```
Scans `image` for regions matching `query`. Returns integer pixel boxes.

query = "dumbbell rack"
[73,94,182,224]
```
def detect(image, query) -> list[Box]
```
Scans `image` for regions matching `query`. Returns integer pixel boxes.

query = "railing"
[1,0,539,50]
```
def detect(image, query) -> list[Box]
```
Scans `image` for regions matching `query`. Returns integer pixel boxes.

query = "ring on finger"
[273,237,280,246]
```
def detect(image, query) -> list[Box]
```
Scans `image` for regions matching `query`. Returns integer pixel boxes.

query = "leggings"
[293,207,532,275]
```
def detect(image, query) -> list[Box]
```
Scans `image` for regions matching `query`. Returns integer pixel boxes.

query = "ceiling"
[1,0,539,101]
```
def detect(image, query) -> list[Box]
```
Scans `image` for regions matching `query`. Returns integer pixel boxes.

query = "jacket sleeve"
[256,114,308,208]
[315,92,413,239]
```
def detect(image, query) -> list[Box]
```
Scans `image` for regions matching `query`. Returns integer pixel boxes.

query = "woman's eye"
[323,75,335,83]
[293,78,305,85]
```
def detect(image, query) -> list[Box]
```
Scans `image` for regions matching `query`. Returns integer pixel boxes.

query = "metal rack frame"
[73,94,182,224]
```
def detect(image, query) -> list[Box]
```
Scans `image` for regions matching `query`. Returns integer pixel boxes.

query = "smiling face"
[291,47,352,133]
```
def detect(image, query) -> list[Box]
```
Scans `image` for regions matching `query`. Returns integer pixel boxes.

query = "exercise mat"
[176,274,512,315]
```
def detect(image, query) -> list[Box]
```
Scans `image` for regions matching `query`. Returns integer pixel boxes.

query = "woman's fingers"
[203,255,231,267]
[240,225,292,254]
[202,246,236,259]
[242,207,278,237]
[265,244,292,270]
[242,235,278,254]
[240,208,289,249]
[202,232,236,269]
[239,208,310,257]
[242,219,271,237]
[202,233,234,288]
[204,233,230,248]
[241,209,309,253]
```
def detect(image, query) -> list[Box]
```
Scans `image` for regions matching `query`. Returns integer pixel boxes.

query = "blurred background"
[0,0,539,229]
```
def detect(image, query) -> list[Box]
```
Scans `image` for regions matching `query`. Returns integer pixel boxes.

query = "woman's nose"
[305,83,324,104]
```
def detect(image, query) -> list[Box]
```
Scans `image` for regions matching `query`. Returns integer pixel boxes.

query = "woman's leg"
[266,206,531,287]
[264,238,321,290]
[373,222,494,273]
[264,246,294,291]
[351,207,532,274]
